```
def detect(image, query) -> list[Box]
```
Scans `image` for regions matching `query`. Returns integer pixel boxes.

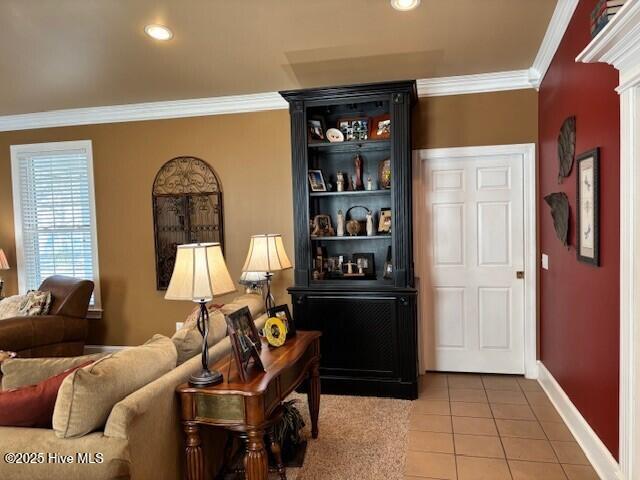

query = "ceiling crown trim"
[530,0,580,88]
[416,70,536,97]
[0,92,289,132]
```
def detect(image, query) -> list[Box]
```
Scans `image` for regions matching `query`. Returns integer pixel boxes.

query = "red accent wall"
[539,0,620,458]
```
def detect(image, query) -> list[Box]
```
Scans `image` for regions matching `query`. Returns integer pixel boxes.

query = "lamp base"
[188,368,223,387]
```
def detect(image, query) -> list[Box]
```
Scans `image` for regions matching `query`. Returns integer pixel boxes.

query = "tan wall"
[0,89,537,346]
[413,89,538,149]
[0,110,293,345]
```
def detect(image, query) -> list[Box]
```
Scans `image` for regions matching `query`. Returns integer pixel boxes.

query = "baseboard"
[537,361,622,480]
[84,345,126,354]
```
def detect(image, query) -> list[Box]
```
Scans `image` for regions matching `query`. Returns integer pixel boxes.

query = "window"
[10,140,101,310]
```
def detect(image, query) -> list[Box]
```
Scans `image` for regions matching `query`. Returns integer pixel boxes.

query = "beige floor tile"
[486,389,528,405]
[509,460,568,480]
[420,373,449,389]
[524,390,553,406]
[562,464,600,480]
[409,412,453,433]
[448,374,485,390]
[452,416,498,436]
[501,437,558,462]
[451,401,493,418]
[405,451,456,479]
[491,403,536,420]
[481,375,522,391]
[456,456,511,480]
[531,403,563,423]
[540,421,575,442]
[413,400,451,416]
[454,434,504,458]
[450,388,488,403]
[551,441,590,465]
[517,378,543,392]
[495,419,546,439]
[419,387,450,401]
[408,431,455,454]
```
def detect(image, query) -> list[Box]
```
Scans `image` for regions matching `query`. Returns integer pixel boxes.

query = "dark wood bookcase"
[280,81,418,399]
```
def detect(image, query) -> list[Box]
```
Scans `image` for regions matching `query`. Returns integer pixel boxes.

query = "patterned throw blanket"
[0,291,52,320]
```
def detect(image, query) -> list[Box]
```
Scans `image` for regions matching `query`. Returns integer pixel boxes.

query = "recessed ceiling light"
[390,0,421,11]
[144,24,173,41]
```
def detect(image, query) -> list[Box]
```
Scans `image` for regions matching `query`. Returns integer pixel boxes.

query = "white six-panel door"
[424,153,525,373]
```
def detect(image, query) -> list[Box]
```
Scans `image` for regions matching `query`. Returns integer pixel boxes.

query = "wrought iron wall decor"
[557,116,576,182]
[544,192,570,247]
[152,157,224,290]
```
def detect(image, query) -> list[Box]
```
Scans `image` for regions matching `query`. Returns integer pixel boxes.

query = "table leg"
[308,360,320,439]
[244,428,268,480]
[183,422,204,480]
[268,430,287,480]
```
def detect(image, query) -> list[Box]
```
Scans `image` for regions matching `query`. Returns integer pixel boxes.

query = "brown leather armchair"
[0,276,94,357]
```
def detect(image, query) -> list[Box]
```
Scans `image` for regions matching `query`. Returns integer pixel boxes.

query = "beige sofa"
[0,297,267,480]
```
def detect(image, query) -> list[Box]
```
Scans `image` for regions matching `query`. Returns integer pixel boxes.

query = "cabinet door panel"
[304,295,399,378]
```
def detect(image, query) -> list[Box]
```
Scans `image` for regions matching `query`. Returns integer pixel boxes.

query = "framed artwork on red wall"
[576,148,600,266]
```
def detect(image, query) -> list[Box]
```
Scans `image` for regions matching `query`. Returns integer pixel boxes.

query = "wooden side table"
[177,331,321,480]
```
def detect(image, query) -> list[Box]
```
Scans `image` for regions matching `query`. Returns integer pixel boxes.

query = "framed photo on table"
[267,304,296,336]
[576,148,600,266]
[225,306,264,382]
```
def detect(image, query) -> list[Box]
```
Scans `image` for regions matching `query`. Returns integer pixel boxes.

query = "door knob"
[516,271,524,279]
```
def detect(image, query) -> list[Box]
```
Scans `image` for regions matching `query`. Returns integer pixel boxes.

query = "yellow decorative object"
[264,317,288,347]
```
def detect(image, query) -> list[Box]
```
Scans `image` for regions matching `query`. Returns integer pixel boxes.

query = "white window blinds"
[10,141,101,308]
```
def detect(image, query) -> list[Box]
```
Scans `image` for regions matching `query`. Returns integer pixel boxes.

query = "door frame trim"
[413,143,537,378]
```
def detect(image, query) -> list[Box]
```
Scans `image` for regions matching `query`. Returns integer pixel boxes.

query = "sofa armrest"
[0,315,88,352]
[0,427,129,480]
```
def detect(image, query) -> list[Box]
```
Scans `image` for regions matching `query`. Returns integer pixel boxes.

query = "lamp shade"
[165,243,236,302]
[0,249,9,270]
[242,234,292,273]
[239,271,268,285]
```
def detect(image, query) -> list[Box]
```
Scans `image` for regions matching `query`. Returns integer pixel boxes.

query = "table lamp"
[241,234,292,311]
[0,249,9,299]
[165,243,235,387]
[239,271,268,294]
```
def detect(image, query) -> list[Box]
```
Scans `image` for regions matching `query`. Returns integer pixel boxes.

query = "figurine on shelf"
[344,260,356,275]
[366,176,374,191]
[354,154,364,190]
[336,209,345,237]
[336,171,345,192]
[366,210,374,237]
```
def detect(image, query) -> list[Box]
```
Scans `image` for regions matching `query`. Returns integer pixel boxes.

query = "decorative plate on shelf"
[264,317,288,347]
[326,128,344,143]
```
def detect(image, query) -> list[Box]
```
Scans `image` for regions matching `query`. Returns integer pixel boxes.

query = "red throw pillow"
[0,360,94,428]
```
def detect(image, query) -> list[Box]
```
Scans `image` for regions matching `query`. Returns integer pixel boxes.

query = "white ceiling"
[0,0,556,115]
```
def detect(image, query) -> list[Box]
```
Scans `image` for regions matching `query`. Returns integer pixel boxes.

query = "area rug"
[281,392,411,480]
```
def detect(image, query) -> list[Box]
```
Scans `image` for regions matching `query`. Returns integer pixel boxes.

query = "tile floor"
[405,373,600,480]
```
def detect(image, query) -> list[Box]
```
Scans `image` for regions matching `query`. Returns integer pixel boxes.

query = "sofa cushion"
[52,334,177,438]
[18,290,52,316]
[171,293,265,365]
[0,295,26,320]
[0,360,94,428]
[1,353,107,390]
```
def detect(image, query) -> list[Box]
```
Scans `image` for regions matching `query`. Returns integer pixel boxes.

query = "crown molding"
[416,70,535,97]
[530,0,580,89]
[0,92,288,132]
[576,0,640,92]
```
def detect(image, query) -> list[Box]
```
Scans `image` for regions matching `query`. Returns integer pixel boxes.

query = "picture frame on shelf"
[378,208,392,233]
[267,304,296,336]
[307,117,326,142]
[225,306,264,383]
[311,214,335,237]
[308,169,327,192]
[576,148,600,266]
[369,114,391,140]
[353,253,376,277]
[337,116,370,141]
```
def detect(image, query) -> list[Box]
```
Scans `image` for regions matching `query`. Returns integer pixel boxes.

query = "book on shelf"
[590,0,626,37]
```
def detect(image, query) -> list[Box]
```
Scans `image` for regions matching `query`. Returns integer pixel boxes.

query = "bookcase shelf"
[280,81,418,400]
